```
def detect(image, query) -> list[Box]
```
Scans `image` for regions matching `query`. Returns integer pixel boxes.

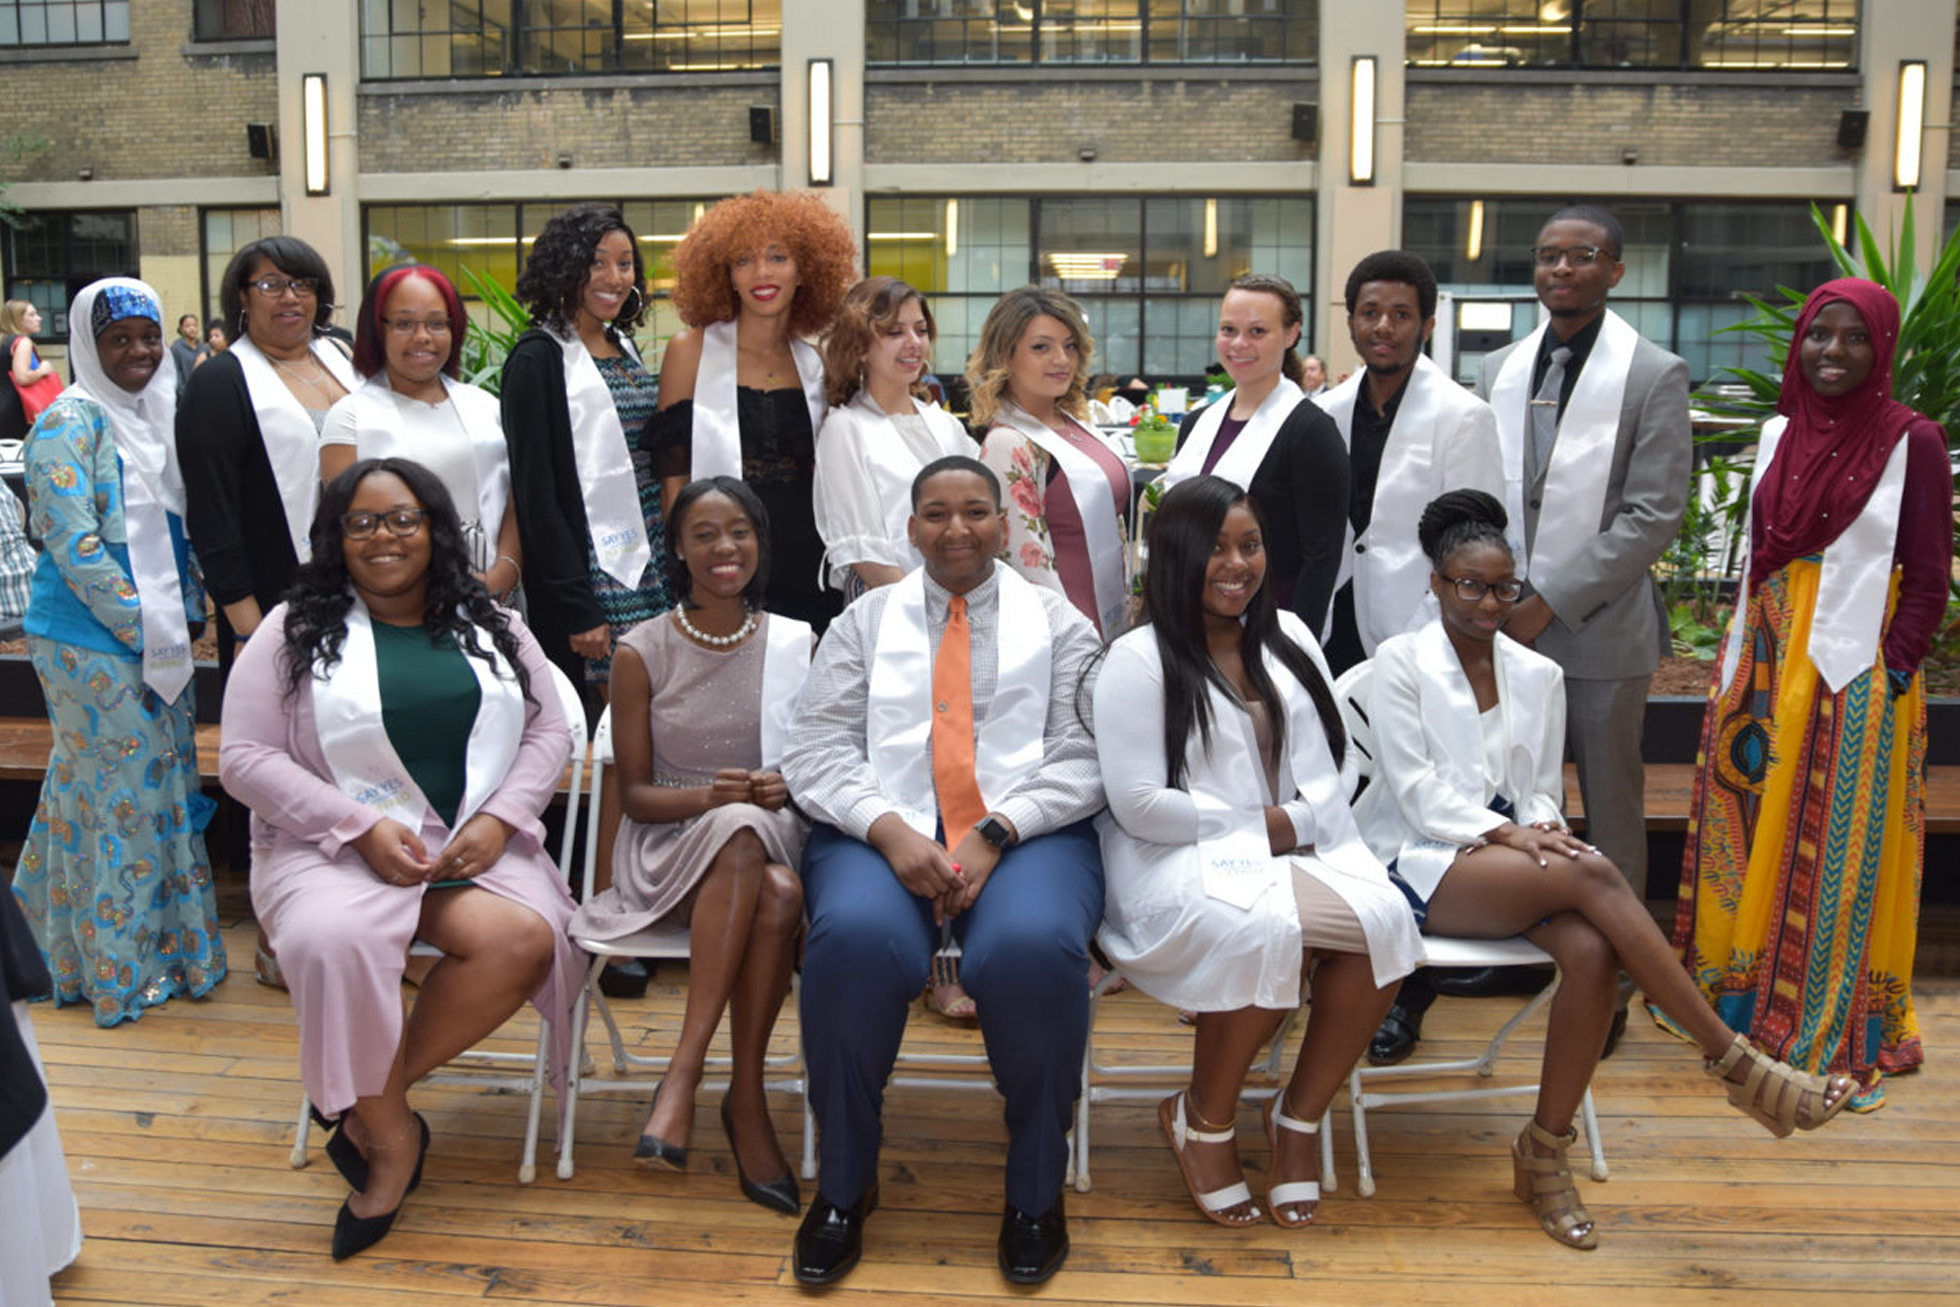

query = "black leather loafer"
[1599,1004,1631,1061]
[1366,1004,1423,1066]
[998,1196,1068,1285]
[792,1184,879,1285]
[598,957,650,999]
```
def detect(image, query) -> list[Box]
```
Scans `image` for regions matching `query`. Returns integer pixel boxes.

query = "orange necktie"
[931,594,988,852]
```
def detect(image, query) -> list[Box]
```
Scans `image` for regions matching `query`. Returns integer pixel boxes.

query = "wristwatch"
[974,814,1015,850]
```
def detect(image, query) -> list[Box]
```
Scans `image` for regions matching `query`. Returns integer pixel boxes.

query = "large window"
[868,0,1314,66]
[359,1,779,79]
[194,0,272,40]
[867,194,1313,381]
[1402,197,1841,384]
[3,210,136,339]
[364,199,715,358]
[1406,1,1856,71]
[0,1,128,45]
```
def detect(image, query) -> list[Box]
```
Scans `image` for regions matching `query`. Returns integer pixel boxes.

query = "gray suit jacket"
[1476,328,1691,681]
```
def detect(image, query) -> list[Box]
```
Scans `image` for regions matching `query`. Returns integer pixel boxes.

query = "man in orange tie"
[782,456,1106,1287]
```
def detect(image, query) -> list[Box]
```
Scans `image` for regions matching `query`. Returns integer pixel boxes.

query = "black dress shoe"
[330,1116,432,1261]
[1430,963,1556,998]
[792,1185,879,1286]
[324,1112,429,1195]
[634,1080,688,1171]
[1599,1005,1631,1061]
[598,957,650,999]
[721,1098,799,1215]
[998,1196,1069,1285]
[1367,1004,1423,1066]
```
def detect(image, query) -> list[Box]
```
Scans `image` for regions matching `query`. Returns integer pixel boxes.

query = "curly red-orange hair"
[670,190,859,337]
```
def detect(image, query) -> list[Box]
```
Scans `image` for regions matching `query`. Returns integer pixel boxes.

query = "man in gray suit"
[1474,204,1691,1042]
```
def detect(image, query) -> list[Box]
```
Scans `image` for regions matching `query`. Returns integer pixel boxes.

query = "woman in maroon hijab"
[1670,278,1951,1109]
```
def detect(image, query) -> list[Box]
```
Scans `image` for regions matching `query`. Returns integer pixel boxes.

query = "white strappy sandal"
[1158,1092,1262,1228]
[1262,1096,1321,1228]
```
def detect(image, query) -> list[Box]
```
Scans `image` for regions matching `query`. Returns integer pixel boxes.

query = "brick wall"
[1,1,277,188]
[1406,82,1852,170]
[356,82,774,173]
[865,76,1317,165]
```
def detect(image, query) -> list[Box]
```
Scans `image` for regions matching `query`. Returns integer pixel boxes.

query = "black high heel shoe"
[331,1117,432,1261]
[634,1080,688,1171]
[720,1097,799,1215]
[324,1112,430,1195]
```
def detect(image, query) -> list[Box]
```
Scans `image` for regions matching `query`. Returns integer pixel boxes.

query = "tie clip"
[1529,398,1559,406]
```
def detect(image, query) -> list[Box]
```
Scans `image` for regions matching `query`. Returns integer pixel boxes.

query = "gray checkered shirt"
[782,566,1106,842]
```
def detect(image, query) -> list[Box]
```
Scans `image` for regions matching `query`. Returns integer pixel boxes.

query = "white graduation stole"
[692,319,826,481]
[117,439,193,703]
[865,565,1052,838]
[1488,310,1636,584]
[312,600,527,833]
[555,327,653,588]
[757,613,814,770]
[1719,416,1911,695]
[1163,376,1306,495]
[231,335,359,562]
[992,402,1129,637]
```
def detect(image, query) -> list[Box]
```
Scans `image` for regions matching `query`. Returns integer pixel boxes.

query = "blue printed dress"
[12,393,224,1026]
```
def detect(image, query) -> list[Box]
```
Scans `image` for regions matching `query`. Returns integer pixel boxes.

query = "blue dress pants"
[798,819,1104,1216]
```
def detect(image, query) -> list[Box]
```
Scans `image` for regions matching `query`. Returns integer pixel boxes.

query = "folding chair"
[1332,659,1607,1197]
[291,660,591,1184]
[560,704,806,1181]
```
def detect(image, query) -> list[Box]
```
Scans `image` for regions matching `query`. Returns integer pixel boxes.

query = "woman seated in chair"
[568,477,810,1214]
[219,457,582,1261]
[1093,474,1423,1232]
[1353,489,1854,1251]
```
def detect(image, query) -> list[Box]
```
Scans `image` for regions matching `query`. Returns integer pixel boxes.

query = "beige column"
[273,1,361,320]
[1315,3,1406,375]
[781,0,867,244]
[1855,0,1953,269]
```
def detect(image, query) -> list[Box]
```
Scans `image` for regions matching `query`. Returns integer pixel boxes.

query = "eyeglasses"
[1530,245,1612,269]
[1443,575,1524,603]
[379,316,454,338]
[250,276,321,299]
[341,508,427,539]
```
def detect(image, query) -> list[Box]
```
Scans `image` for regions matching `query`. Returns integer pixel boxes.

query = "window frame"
[1403,0,1859,73]
[0,0,130,48]
[357,0,781,80]
[866,0,1316,68]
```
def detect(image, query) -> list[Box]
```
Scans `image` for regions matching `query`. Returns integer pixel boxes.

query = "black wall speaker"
[1837,109,1869,150]
[1292,102,1318,146]
[750,106,775,145]
[246,122,275,160]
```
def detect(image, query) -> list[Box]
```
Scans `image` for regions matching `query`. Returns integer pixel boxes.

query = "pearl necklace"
[675,603,757,648]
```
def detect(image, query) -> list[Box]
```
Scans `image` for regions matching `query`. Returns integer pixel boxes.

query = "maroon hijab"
[1751,277,1920,582]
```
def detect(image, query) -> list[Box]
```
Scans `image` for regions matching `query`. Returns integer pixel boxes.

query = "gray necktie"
[1529,344,1572,487]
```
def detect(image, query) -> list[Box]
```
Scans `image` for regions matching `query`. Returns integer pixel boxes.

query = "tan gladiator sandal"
[1706,1032,1854,1137]
[1511,1119,1597,1250]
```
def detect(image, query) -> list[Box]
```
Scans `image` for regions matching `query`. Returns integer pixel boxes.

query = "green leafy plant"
[458,266,534,396]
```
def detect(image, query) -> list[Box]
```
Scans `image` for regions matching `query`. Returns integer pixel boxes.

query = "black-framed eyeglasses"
[1530,245,1611,269]
[341,508,427,539]
[1443,575,1524,603]
[250,276,321,299]
[379,316,454,337]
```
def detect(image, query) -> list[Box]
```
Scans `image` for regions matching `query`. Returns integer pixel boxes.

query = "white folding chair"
[1332,659,1607,1197]
[1074,967,1329,1195]
[291,659,591,1184]
[559,704,807,1181]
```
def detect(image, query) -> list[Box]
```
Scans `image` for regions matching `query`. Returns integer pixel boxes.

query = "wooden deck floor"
[31,920,1957,1306]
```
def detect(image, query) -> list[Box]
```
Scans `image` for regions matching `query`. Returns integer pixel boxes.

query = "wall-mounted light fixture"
[808,59,834,186]
[946,198,959,257]
[1895,60,1926,190]
[1349,56,1377,186]
[301,72,329,196]
[1830,203,1849,244]
[1203,198,1218,259]
[1465,199,1485,262]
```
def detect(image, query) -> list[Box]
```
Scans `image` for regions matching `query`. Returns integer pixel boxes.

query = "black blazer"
[0,888,53,1160]
[176,350,302,616]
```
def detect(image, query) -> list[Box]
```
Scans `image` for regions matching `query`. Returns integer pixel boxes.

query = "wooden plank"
[27,922,1960,1306]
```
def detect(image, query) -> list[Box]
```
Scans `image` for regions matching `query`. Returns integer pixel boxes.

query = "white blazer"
[1354,620,1567,898]
[811,391,971,590]
[1093,611,1423,1011]
[1317,353,1509,653]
